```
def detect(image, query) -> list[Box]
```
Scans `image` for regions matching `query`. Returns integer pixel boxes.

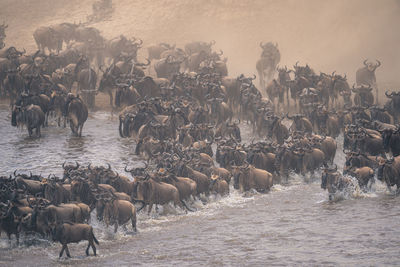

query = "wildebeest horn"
[363,59,368,66]
[14,170,17,177]
[107,163,111,171]
[376,60,381,67]
[259,42,265,48]
[136,58,151,66]
[286,113,293,119]
[135,39,143,46]
[250,74,256,80]
[210,40,216,45]
[74,161,80,170]
[385,91,393,98]
[30,172,32,178]
[18,48,26,55]
[88,163,92,171]
[62,161,66,169]
[125,165,133,173]
[111,171,119,179]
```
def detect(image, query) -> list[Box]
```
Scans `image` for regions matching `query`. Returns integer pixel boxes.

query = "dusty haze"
[1,0,399,85]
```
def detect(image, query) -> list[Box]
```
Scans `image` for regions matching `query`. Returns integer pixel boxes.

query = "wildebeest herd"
[1,18,400,259]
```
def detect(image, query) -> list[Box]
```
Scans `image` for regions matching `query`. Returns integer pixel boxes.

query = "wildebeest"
[33,26,62,54]
[256,42,280,90]
[65,94,88,137]
[96,196,141,232]
[356,59,381,103]
[147,43,174,60]
[381,128,400,157]
[51,222,99,258]
[75,61,97,109]
[114,83,141,108]
[321,165,354,200]
[184,40,215,56]
[154,55,184,80]
[352,84,374,107]
[11,104,45,137]
[377,156,400,193]
[233,164,273,193]
[136,176,193,214]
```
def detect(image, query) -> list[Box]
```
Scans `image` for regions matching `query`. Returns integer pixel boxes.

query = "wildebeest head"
[50,222,64,242]
[277,65,291,84]
[377,158,396,184]
[95,194,110,221]
[11,106,24,127]
[363,59,381,72]
[137,179,152,202]
[321,164,338,191]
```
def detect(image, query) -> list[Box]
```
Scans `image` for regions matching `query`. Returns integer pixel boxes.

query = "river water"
[0,104,399,266]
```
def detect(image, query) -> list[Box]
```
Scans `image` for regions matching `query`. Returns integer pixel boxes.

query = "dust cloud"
[1,0,399,85]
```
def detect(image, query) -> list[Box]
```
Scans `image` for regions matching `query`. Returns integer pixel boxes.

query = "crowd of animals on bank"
[1,14,400,258]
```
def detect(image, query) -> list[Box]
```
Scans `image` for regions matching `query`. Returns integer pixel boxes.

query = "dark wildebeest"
[154,55,184,80]
[51,23,78,48]
[356,59,381,104]
[256,42,280,91]
[74,57,97,108]
[51,222,99,258]
[65,94,88,137]
[33,26,62,54]
[147,43,174,61]
[11,104,45,137]
[184,40,215,56]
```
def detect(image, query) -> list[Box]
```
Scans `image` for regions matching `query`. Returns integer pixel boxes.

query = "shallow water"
[0,105,399,266]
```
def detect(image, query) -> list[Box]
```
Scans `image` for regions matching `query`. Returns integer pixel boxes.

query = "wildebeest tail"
[92,230,99,245]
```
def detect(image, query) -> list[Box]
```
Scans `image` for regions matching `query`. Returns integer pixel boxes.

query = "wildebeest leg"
[114,222,118,233]
[109,90,113,107]
[65,244,71,258]
[86,243,91,256]
[286,87,290,108]
[147,203,153,215]
[131,216,137,232]
[36,126,41,137]
[7,233,12,246]
[79,124,83,137]
[28,127,33,137]
[89,239,97,256]
[69,121,75,135]
[70,122,77,136]
[59,244,66,258]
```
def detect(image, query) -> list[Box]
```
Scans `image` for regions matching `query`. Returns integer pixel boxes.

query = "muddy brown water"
[0,104,399,266]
